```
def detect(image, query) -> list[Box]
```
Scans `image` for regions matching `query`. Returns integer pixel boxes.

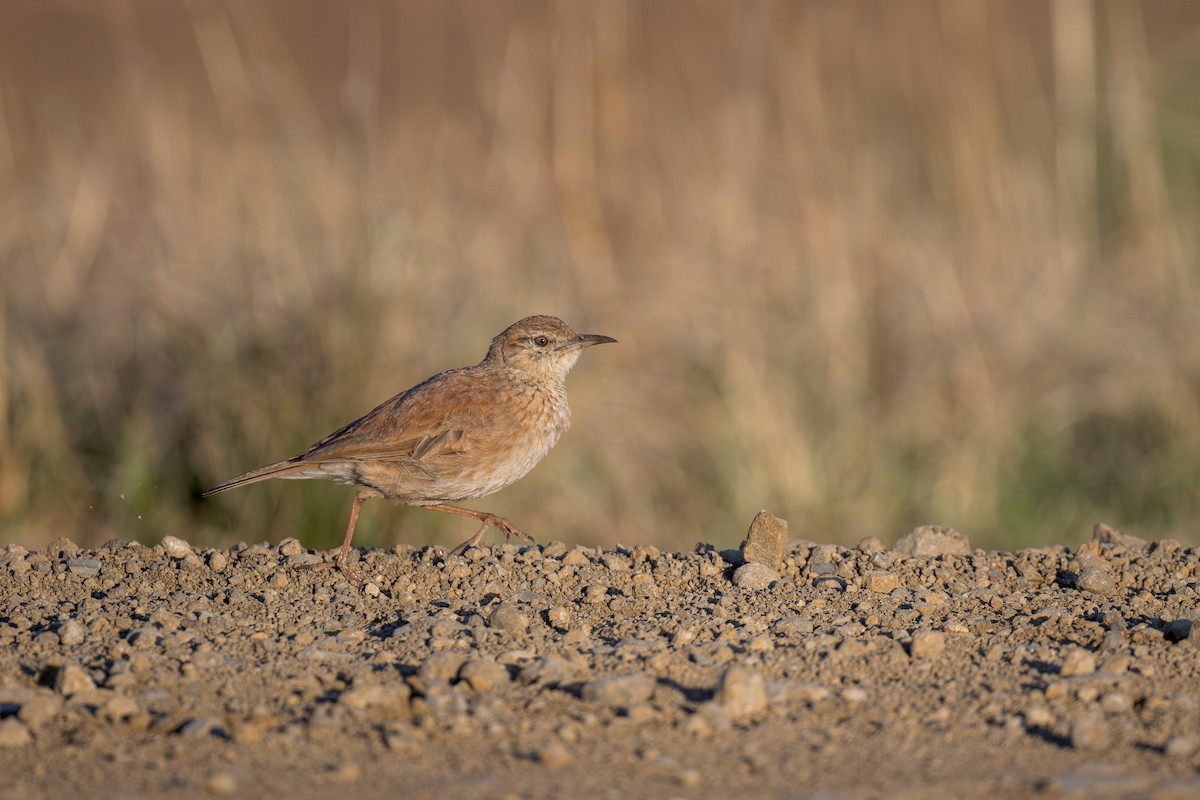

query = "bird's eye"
[534,336,550,347]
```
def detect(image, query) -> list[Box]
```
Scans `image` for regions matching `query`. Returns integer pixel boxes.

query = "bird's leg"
[424,503,535,554]
[306,487,369,580]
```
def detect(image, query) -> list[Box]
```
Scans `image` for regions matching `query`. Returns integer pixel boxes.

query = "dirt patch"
[2,520,1199,798]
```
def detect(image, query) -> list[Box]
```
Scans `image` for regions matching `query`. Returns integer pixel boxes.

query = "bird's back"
[285,362,572,504]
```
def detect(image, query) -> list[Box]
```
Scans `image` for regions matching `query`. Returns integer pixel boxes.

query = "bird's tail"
[201,460,313,496]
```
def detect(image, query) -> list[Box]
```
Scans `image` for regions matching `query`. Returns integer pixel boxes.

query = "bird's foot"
[450,514,535,555]
[303,550,362,582]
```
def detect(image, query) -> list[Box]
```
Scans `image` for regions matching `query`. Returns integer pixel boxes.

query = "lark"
[203,316,616,577]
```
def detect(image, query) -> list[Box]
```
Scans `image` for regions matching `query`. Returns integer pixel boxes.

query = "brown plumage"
[203,315,616,577]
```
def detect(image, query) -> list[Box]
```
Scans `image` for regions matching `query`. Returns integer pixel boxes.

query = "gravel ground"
[2,515,1199,799]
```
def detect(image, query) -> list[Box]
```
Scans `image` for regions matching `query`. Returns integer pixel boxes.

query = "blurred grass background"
[1,0,1198,553]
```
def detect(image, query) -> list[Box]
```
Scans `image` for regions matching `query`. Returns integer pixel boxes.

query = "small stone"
[909,630,946,659]
[541,541,569,559]
[740,510,789,570]
[0,719,33,747]
[228,719,266,744]
[583,585,609,604]
[178,716,222,737]
[205,771,239,795]
[337,683,410,710]
[1060,647,1097,677]
[601,554,628,571]
[334,763,361,782]
[1165,734,1200,758]
[101,695,141,722]
[715,665,767,722]
[44,537,79,556]
[561,548,590,566]
[546,606,572,630]
[518,656,584,688]
[418,652,468,682]
[1091,522,1147,550]
[1100,691,1132,713]
[207,552,228,572]
[53,664,96,696]
[841,686,867,704]
[488,603,530,634]
[458,660,511,692]
[856,536,885,554]
[1073,554,1119,597]
[536,740,574,769]
[865,571,899,593]
[277,538,305,557]
[581,674,656,709]
[893,525,970,557]
[66,558,101,577]
[15,691,63,727]
[159,536,192,559]
[1024,704,1054,728]
[732,562,778,590]
[58,620,86,646]
[1164,618,1195,643]
[1069,712,1110,751]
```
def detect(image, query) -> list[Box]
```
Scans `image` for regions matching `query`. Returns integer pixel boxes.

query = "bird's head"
[485,315,617,383]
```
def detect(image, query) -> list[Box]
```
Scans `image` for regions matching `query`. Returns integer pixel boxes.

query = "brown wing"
[293,367,492,465]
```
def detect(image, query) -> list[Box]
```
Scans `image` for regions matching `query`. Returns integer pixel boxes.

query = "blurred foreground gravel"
[2,516,1199,799]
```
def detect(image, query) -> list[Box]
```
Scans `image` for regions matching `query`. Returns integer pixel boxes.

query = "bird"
[202,315,616,578]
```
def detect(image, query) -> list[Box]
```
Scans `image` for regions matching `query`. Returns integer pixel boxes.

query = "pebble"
[66,558,101,577]
[581,674,656,708]
[54,664,96,696]
[1164,617,1194,643]
[546,606,572,630]
[159,536,192,559]
[740,510,789,570]
[732,562,778,590]
[277,538,305,557]
[519,656,585,688]
[909,630,946,659]
[864,570,898,593]
[0,718,33,747]
[101,695,141,722]
[715,665,767,722]
[1059,647,1097,677]
[1024,704,1054,728]
[583,585,609,604]
[419,652,468,682]
[204,772,239,796]
[892,525,970,557]
[1073,553,1119,597]
[841,686,867,704]
[561,548,590,566]
[1165,734,1200,758]
[536,740,574,768]
[1100,691,1132,713]
[58,619,86,646]
[207,552,228,572]
[458,659,511,692]
[1069,712,1111,751]
[44,537,79,556]
[1091,521,1147,550]
[338,684,410,710]
[178,716,222,737]
[856,536,885,554]
[15,691,63,727]
[488,602,530,634]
